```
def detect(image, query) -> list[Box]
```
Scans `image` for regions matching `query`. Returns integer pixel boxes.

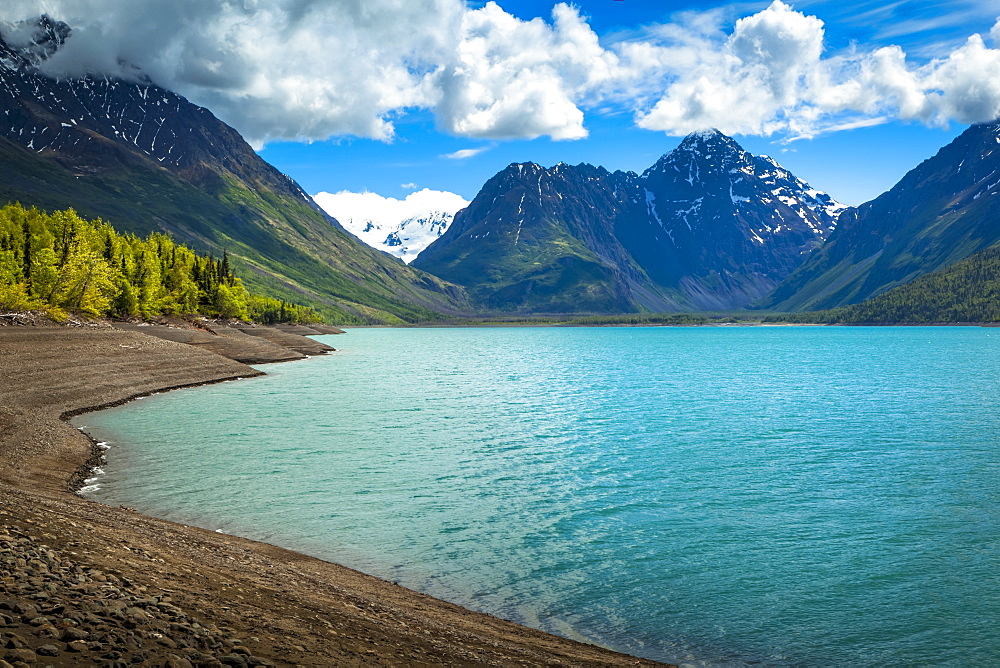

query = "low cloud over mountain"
[2,1,999,146]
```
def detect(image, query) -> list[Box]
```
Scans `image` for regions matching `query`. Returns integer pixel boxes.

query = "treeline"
[765,245,1000,324]
[430,312,748,326]
[0,203,320,323]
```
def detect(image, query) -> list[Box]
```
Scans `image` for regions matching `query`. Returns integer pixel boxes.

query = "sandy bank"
[0,325,662,666]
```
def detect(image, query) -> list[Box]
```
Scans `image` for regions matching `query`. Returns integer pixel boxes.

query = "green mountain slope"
[414,163,647,313]
[414,131,842,314]
[766,244,1000,324]
[0,18,468,324]
[758,122,1000,312]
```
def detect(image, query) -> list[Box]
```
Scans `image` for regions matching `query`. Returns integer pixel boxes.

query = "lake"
[75,326,1000,666]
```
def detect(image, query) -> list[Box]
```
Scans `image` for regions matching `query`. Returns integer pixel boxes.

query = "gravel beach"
[0,324,661,667]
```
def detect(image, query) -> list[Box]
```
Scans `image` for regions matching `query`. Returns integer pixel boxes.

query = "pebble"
[0,525,278,666]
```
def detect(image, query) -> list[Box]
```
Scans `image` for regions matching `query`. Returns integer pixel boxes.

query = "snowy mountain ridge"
[640,128,843,246]
[314,189,470,263]
[0,14,70,69]
[0,16,316,205]
[416,128,846,312]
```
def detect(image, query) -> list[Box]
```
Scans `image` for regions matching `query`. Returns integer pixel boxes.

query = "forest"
[764,244,1000,324]
[0,203,320,323]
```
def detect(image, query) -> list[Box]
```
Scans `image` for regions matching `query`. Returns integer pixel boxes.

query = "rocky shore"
[0,322,662,667]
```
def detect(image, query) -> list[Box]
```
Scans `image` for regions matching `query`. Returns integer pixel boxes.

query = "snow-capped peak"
[0,15,71,69]
[636,128,844,245]
[314,188,469,263]
[644,128,750,182]
[685,128,724,142]
[677,128,742,152]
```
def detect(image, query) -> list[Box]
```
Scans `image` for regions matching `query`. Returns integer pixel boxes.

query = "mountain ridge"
[415,130,842,313]
[758,121,1000,312]
[314,189,469,263]
[0,16,470,323]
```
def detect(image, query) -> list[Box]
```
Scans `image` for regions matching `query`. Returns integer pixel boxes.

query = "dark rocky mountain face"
[415,161,641,312]
[415,129,841,313]
[0,17,468,323]
[620,129,842,309]
[759,122,1000,311]
[0,27,309,204]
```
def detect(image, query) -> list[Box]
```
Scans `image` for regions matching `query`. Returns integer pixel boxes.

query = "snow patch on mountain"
[314,188,469,263]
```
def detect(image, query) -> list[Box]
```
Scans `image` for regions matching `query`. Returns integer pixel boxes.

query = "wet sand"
[0,325,662,666]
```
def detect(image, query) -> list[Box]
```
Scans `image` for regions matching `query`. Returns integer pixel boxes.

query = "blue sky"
[7,0,999,207]
[260,96,959,208]
[256,0,1000,206]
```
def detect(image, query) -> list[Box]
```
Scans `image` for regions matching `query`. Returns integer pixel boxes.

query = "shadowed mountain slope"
[759,122,1000,312]
[415,129,841,313]
[0,16,468,323]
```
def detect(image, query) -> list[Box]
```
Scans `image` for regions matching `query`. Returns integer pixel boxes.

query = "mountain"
[416,162,653,312]
[313,189,469,263]
[0,16,468,323]
[764,243,1000,324]
[619,129,844,310]
[414,129,841,313]
[759,122,1000,312]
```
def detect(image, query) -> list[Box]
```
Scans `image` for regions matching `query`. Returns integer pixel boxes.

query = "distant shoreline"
[364,319,1000,328]
[0,324,662,667]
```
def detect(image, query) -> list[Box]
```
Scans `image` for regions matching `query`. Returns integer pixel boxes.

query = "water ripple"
[77,326,1000,666]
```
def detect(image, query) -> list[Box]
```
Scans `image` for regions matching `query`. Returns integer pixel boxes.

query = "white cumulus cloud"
[435,2,617,141]
[1,0,461,145]
[0,0,613,145]
[635,1,1000,138]
[2,0,1000,145]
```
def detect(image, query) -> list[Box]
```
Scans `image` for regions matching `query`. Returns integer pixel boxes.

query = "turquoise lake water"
[76,326,1000,666]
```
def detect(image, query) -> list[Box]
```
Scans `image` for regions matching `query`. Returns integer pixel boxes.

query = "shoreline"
[0,325,663,666]
[64,373,263,496]
[363,320,1000,329]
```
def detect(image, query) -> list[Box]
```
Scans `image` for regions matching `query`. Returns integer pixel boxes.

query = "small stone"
[163,657,194,668]
[220,654,248,668]
[124,606,148,622]
[61,626,89,642]
[248,658,275,667]
[35,643,60,657]
[37,622,60,637]
[131,649,152,663]
[3,649,35,664]
[11,603,35,617]
[66,640,88,652]
[2,635,26,650]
